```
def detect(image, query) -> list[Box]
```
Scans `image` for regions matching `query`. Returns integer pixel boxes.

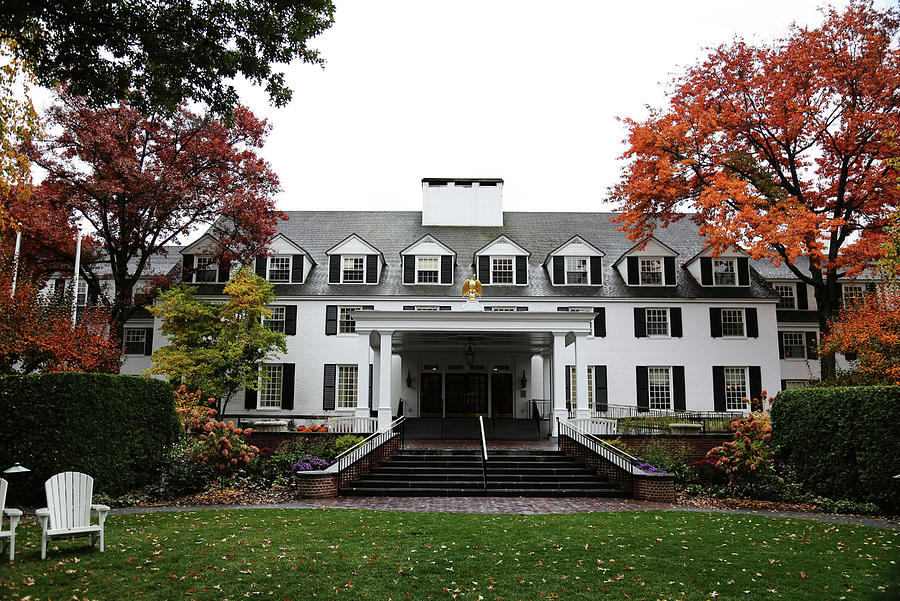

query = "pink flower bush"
[191,419,259,480]
[706,406,777,486]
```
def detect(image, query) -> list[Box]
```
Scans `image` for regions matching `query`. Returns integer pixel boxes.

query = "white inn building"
[118,178,861,433]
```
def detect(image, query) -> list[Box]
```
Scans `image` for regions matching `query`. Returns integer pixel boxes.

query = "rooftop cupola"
[421,178,503,226]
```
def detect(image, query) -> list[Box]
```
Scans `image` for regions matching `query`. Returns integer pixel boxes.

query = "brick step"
[349,479,610,489]
[372,468,599,478]
[341,487,627,497]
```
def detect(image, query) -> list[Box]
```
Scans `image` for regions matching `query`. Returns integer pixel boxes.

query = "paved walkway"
[112,497,900,530]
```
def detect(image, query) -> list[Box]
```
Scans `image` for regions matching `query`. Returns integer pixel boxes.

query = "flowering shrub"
[290,454,331,472]
[173,385,217,432]
[706,409,777,486]
[634,457,668,475]
[296,424,328,432]
[191,420,259,480]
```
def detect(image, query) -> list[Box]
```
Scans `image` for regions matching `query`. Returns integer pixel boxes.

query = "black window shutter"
[746,308,758,338]
[673,365,686,411]
[285,305,297,335]
[325,305,338,335]
[749,366,762,410]
[636,366,649,412]
[712,366,726,411]
[281,363,295,410]
[700,257,713,286]
[403,255,415,284]
[440,255,453,284]
[515,256,527,284]
[737,258,750,286]
[664,256,676,286]
[144,328,154,355]
[182,255,194,282]
[710,308,723,338]
[627,256,639,285]
[590,256,602,285]
[796,283,808,310]
[565,366,572,402]
[255,256,267,278]
[329,255,341,283]
[365,255,378,283]
[593,307,606,337]
[781,379,787,391]
[323,364,336,410]
[778,332,785,359]
[553,256,564,285]
[594,366,608,412]
[368,364,373,408]
[806,332,818,360]
[218,259,231,283]
[245,384,257,410]
[291,255,304,283]
[478,256,490,283]
[634,308,646,337]
[670,308,683,337]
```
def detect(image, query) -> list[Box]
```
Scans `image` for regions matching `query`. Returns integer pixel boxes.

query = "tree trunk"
[814,280,842,382]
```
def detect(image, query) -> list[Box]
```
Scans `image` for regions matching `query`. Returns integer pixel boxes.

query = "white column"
[377,331,394,430]
[574,332,590,420]
[355,333,371,418]
[542,353,552,401]
[551,332,568,436]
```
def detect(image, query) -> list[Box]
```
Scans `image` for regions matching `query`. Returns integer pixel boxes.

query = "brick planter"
[597,434,730,463]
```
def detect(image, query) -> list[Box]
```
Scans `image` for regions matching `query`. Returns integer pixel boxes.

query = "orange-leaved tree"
[611,1,900,380]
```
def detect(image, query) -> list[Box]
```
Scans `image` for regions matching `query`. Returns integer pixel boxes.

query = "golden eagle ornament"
[462,274,482,300]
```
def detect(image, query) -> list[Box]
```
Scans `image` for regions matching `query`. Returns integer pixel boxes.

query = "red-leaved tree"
[611,1,900,380]
[14,92,283,339]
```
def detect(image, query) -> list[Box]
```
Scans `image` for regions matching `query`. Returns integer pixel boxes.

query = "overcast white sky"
[231,0,879,214]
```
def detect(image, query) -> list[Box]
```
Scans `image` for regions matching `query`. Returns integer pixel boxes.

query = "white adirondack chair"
[36,472,110,560]
[0,478,23,561]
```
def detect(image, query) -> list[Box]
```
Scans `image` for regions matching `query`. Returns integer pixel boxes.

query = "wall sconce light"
[520,370,528,389]
[464,344,475,367]
[406,370,412,388]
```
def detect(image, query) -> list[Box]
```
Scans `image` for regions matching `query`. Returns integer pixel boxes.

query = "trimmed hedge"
[0,373,180,503]
[771,386,900,512]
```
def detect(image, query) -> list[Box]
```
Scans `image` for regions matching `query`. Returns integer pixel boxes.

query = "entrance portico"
[353,306,596,434]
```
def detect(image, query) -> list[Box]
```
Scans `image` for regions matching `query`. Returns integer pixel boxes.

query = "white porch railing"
[334,416,405,493]
[566,417,618,435]
[327,416,378,434]
[557,418,642,475]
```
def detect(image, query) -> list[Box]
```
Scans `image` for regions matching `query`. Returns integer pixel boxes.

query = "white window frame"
[416,256,440,284]
[339,305,362,334]
[265,306,286,333]
[76,280,88,306]
[781,331,806,360]
[123,328,146,355]
[489,306,517,312]
[268,256,291,283]
[774,284,796,309]
[639,257,663,286]
[412,305,440,311]
[645,308,670,337]
[194,256,217,283]
[842,284,865,305]
[648,366,672,410]
[723,367,749,411]
[491,256,514,284]
[259,364,283,409]
[336,365,358,409]
[713,258,737,286]
[565,257,589,285]
[341,255,365,283]
[721,308,746,338]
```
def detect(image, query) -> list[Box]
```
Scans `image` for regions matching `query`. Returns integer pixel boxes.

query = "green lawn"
[0,509,896,600]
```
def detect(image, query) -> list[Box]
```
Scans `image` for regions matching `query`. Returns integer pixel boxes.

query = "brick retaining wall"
[598,434,730,463]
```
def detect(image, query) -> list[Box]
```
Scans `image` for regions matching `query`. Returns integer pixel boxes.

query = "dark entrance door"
[445,373,488,417]
[420,373,443,417]
[491,373,513,418]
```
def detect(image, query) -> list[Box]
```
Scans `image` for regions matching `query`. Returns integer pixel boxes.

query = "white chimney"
[421,178,503,227]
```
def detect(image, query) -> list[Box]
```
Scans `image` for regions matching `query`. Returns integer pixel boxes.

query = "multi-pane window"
[713,259,736,286]
[842,284,865,305]
[648,367,672,410]
[775,284,796,309]
[724,367,748,410]
[489,306,516,312]
[195,256,217,282]
[645,308,669,336]
[268,256,290,282]
[782,332,806,359]
[123,328,146,354]
[416,256,439,283]
[721,309,745,337]
[639,258,663,285]
[491,257,514,283]
[413,305,440,311]
[259,364,283,409]
[339,306,362,333]
[76,280,88,306]
[567,366,596,410]
[784,380,809,390]
[568,366,577,407]
[265,306,286,332]
[586,367,594,410]
[565,257,588,284]
[337,365,358,408]
[342,256,364,282]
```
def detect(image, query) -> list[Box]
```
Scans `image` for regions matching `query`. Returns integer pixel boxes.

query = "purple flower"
[291,454,331,472]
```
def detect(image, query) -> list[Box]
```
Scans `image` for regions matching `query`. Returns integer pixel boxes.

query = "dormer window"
[268,257,291,282]
[566,258,588,284]
[639,258,663,285]
[713,259,737,286]
[342,256,365,282]
[415,257,438,283]
[618,238,677,287]
[327,234,382,285]
[195,256,217,282]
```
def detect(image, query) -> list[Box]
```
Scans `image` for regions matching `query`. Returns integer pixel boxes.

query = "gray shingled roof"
[196,212,778,301]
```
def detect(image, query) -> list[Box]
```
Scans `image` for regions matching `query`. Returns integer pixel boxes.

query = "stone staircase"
[342,449,627,497]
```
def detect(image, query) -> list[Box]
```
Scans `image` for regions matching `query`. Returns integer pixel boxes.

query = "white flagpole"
[10,226,21,297]
[71,229,82,326]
